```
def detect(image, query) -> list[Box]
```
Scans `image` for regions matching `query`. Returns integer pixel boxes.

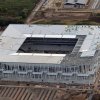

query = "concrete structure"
[0,24,100,85]
[64,0,88,8]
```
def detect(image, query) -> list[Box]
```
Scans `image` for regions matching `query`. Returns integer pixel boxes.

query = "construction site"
[0,1,100,100]
[0,25,100,100]
[26,0,100,24]
[42,0,90,10]
[0,80,99,100]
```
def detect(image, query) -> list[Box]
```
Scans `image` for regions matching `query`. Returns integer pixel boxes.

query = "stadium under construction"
[0,24,100,85]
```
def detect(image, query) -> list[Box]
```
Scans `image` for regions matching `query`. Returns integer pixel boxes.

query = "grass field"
[0,0,39,26]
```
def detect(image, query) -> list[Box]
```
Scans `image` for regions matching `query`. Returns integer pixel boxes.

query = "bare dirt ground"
[26,0,94,24]
[31,10,92,25]
[0,81,95,100]
[0,83,90,100]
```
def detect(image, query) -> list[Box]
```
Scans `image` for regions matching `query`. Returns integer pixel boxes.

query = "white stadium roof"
[65,0,88,4]
[65,0,75,4]
[76,0,88,4]
[0,53,65,64]
[0,24,100,63]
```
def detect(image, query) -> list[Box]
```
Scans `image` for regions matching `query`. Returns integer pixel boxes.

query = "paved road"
[95,0,100,9]
[90,0,100,9]
[26,0,46,23]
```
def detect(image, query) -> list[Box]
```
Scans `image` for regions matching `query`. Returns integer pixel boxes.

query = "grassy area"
[33,19,100,25]
[0,0,39,26]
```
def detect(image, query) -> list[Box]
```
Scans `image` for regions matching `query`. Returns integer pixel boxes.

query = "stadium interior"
[17,37,78,54]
